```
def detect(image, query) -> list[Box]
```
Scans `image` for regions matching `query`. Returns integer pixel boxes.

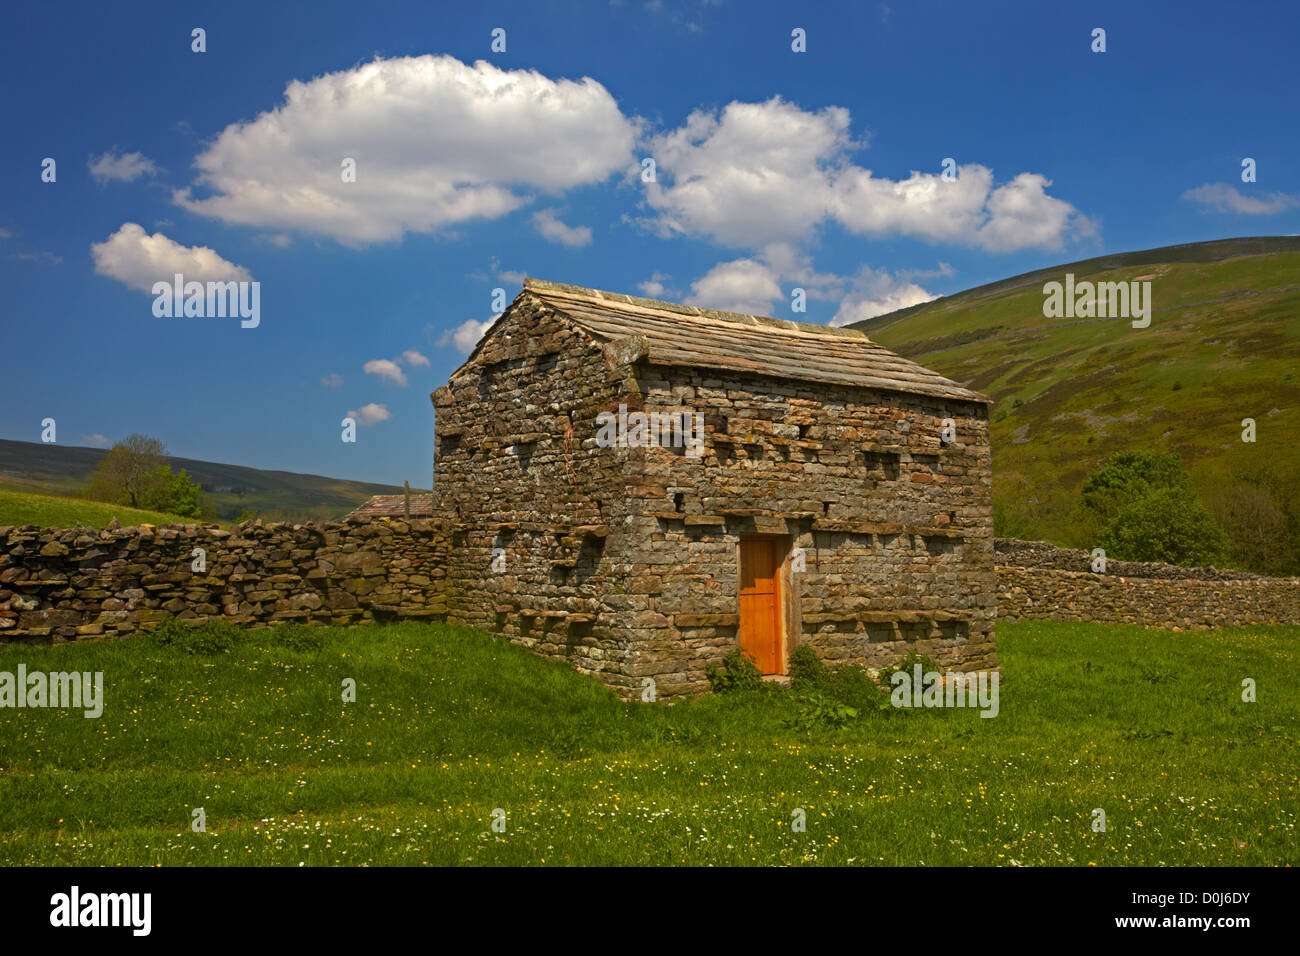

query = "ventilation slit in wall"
[864,451,901,480]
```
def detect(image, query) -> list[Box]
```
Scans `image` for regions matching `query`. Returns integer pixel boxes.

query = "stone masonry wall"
[0,519,448,641]
[994,538,1300,629]
[428,291,999,699]
[430,295,634,687]
[620,365,997,696]
[4,521,1296,672]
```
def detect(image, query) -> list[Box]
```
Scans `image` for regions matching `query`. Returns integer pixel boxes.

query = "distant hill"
[0,439,427,523]
[853,235,1300,335]
[850,236,1300,568]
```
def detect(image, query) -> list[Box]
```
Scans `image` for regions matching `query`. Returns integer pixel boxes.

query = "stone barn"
[430,278,996,699]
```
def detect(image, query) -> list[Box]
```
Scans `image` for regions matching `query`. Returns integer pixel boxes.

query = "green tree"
[1079,451,1190,527]
[1205,458,1300,575]
[1077,451,1232,567]
[141,467,203,518]
[1099,487,1231,566]
[87,434,168,508]
[86,435,207,519]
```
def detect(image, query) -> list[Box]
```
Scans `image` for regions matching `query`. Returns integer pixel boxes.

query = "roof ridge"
[523,277,868,341]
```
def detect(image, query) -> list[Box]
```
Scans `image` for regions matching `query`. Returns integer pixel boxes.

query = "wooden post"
[404,480,411,520]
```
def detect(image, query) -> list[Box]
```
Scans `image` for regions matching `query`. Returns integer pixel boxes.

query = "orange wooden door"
[739,537,783,674]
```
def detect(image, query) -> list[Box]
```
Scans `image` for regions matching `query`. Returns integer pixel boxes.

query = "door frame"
[736,533,792,675]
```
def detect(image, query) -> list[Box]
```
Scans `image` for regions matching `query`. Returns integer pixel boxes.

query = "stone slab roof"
[344,494,435,519]
[519,278,989,404]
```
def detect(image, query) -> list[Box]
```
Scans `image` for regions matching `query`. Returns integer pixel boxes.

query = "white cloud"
[88,149,159,184]
[645,98,852,246]
[439,318,495,354]
[688,243,942,326]
[82,434,110,448]
[643,97,1091,252]
[830,267,938,326]
[900,261,955,281]
[474,257,526,285]
[638,0,706,33]
[832,164,1092,251]
[402,349,430,367]
[975,172,1092,251]
[363,358,408,387]
[831,164,978,242]
[14,250,62,265]
[689,258,784,314]
[346,403,391,426]
[687,243,848,316]
[638,272,673,298]
[758,242,844,301]
[361,350,429,385]
[91,223,251,293]
[174,55,638,245]
[0,227,12,239]
[532,208,593,247]
[321,373,344,388]
[1182,182,1300,215]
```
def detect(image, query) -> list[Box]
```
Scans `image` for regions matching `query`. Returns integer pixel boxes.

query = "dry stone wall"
[0,519,448,642]
[994,538,1300,629]
[3,520,1295,671]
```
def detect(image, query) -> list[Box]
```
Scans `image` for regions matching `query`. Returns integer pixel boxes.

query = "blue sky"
[3,0,1298,487]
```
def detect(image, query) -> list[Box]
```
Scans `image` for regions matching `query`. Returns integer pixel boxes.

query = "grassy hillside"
[852,237,1300,560]
[0,619,1293,866]
[0,488,204,530]
[0,439,427,523]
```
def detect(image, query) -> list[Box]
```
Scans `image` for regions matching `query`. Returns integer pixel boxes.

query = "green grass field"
[0,620,1294,866]
[0,488,203,531]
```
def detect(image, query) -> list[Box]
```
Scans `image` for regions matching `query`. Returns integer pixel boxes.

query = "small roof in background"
[344,494,435,519]
[520,278,990,404]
